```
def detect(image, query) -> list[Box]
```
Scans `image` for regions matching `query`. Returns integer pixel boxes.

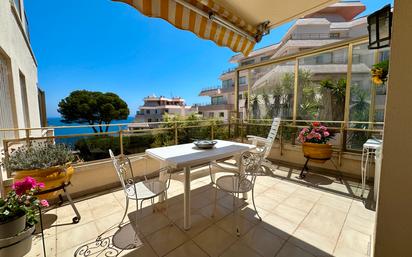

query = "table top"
[146,140,255,169]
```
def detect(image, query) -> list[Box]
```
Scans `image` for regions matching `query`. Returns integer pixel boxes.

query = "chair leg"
[234,192,240,237]
[251,188,262,221]
[119,197,129,228]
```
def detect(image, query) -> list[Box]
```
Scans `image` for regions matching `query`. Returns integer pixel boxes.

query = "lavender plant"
[4,143,75,171]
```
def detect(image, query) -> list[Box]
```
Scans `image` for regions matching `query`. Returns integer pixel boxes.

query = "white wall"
[0,0,41,138]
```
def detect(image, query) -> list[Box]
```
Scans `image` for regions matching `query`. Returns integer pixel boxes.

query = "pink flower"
[320,126,327,131]
[324,131,330,137]
[12,177,42,196]
[40,199,49,207]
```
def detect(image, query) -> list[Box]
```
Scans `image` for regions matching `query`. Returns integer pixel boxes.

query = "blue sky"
[25,0,393,117]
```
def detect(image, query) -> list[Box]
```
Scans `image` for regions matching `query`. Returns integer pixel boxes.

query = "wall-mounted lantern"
[367,4,392,49]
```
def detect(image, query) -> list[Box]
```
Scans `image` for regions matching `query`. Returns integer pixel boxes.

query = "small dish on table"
[193,140,217,149]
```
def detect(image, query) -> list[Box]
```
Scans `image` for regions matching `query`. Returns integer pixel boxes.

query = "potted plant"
[371,60,389,85]
[5,143,76,200]
[0,177,49,257]
[298,122,334,163]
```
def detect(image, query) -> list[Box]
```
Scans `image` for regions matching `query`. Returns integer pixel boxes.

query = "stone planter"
[0,226,35,257]
[302,142,333,163]
[0,214,26,238]
[13,165,74,200]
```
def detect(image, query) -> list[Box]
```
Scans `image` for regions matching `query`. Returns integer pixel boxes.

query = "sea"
[47,117,135,146]
[47,117,135,136]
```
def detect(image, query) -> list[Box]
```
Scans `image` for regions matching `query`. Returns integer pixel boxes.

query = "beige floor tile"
[175,212,213,238]
[138,212,171,236]
[220,240,262,257]
[349,201,375,221]
[193,225,237,257]
[283,194,316,213]
[198,202,232,222]
[218,194,247,210]
[271,181,299,195]
[241,226,285,257]
[56,221,100,253]
[191,191,214,209]
[344,214,374,236]
[253,195,280,211]
[297,204,347,241]
[293,188,323,202]
[94,211,127,234]
[263,187,295,203]
[164,240,208,257]
[276,242,316,257]
[55,200,94,232]
[261,212,301,240]
[145,224,188,256]
[317,194,352,212]
[90,198,124,220]
[256,176,280,187]
[334,227,371,257]
[272,203,308,224]
[290,227,335,256]
[238,205,268,223]
[119,238,158,257]
[216,213,256,236]
[27,235,57,257]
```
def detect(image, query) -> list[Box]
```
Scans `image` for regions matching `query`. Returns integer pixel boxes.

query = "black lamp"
[367,4,392,49]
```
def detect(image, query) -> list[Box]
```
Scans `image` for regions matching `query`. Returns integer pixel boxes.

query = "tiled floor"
[27,164,375,257]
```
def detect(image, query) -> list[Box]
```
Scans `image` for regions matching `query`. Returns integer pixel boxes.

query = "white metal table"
[146,140,255,230]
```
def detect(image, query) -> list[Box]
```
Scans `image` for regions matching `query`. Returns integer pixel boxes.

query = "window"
[222,79,233,89]
[211,96,224,105]
[240,59,255,66]
[165,109,169,113]
[208,112,214,118]
[146,110,150,114]
[260,56,270,62]
[19,72,30,128]
[330,33,340,39]
[239,76,247,85]
[148,118,152,122]
[239,93,243,100]
[0,54,16,141]
[219,112,224,118]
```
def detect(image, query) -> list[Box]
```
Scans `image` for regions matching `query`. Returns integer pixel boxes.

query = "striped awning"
[113,0,340,56]
[113,0,260,56]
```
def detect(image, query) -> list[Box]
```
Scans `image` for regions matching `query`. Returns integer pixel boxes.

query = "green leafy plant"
[58,90,130,133]
[0,177,48,226]
[5,143,75,171]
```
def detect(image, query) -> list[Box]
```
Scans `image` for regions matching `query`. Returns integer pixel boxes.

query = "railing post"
[240,119,244,143]
[279,124,283,156]
[3,140,10,178]
[338,123,344,167]
[211,122,214,140]
[25,129,30,146]
[228,118,231,139]
[174,122,178,145]
[119,130,124,155]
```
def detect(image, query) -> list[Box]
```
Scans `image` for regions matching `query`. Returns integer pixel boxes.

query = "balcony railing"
[0,119,383,178]
[288,33,349,40]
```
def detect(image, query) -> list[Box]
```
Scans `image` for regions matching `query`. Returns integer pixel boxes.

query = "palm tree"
[250,94,261,119]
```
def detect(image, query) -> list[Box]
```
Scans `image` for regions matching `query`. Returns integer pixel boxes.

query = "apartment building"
[134,95,198,123]
[0,0,46,146]
[198,1,368,120]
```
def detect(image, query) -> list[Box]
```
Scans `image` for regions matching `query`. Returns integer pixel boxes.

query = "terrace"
[2,0,411,256]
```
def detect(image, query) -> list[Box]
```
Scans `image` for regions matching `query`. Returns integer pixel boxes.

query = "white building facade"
[198,1,368,121]
[135,95,198,123]
[0,0,46,145]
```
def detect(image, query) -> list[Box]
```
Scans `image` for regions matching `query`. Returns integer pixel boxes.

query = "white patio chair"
[246,117,281,171]
[209,150,265,236]
[109,150,171,229]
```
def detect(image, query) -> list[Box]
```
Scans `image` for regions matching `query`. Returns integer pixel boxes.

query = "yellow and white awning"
[113,0,339,56]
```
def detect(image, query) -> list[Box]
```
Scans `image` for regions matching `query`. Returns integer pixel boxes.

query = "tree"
[58,90,130,133]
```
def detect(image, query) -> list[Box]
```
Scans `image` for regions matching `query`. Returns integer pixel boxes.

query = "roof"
[303,1,366,21]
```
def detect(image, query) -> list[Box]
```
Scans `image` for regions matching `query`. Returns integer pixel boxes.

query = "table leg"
[183,167,191,230]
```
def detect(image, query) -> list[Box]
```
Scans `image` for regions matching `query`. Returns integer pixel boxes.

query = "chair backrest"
[239,150,265,185]
[263,118,281,158]
[109,149,135,195]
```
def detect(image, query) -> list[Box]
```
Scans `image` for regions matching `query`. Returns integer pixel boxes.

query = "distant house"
[134,95,198,123]
[198,1,368,120]
[0,0,47,146]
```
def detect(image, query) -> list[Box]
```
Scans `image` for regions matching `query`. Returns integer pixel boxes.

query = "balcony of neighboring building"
[197,97,234,112]
[199,85,222,96]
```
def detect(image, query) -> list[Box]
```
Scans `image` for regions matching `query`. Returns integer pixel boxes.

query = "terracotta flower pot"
[13,165,74,200]
[302,142,332,163]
